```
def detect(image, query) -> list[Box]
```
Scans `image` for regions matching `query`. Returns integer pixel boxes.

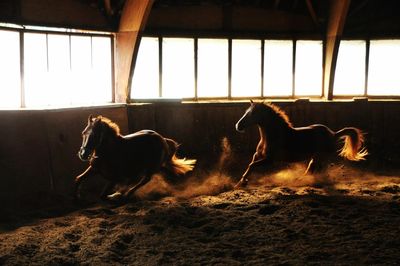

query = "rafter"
[115,0,154,103]
[305,0,319,28]
[324,0,351,100]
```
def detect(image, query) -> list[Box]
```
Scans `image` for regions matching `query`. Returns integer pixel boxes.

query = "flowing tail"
[164,138,196,175]
[335,127,368,161]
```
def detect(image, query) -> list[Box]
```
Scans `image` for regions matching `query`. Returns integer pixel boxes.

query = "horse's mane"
[261,102,293,127]
[97,116,121,136]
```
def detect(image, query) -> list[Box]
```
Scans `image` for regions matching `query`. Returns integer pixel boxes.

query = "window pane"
[231,39,262,97]
[264,40,293,97]
[0,30,20,108]
[295,40,323,96]
[91,36,112,103]
[162,38,195,98]
[368,40,400,96]
[24,33,49,107]
[70,36,92,104]
[47,34,71,106]
[197,39,229,97]
[131,37,159,99]
[334,40,366,96]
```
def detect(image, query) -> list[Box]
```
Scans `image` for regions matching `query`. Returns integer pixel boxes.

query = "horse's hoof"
[234,180,248,189]
[107,192,123,201]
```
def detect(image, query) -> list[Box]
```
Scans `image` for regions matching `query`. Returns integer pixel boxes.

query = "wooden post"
[323,0,351,100]
[115,0,154,103]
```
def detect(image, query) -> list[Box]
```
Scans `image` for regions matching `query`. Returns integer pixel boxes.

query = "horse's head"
[235,100,263,132]
[78,115,104,161]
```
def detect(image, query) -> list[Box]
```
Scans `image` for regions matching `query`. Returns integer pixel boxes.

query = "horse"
[75,115,196,201]
[234,100,368,188]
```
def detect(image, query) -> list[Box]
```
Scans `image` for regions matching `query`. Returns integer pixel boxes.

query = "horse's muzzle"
[235,122,245,133]
[78,148,90,161]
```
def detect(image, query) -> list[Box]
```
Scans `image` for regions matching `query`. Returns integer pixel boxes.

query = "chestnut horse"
[235,101,368,188]
[75,115,196,201]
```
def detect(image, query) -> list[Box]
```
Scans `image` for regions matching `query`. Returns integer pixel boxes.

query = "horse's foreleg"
[235,157,269,189]
[304,159,314,175]
[124,175,152,198]
[101,181,117,200]
[74,166,95,199]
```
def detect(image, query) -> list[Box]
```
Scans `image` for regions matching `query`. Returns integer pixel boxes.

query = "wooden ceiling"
[1,0,400,37]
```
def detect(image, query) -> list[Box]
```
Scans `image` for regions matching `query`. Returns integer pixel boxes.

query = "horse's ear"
[88,114,94,123]
[250,99,254,105]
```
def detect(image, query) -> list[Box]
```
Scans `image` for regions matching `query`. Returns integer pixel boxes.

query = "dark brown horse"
[75,115,196,201]
[235,101,368,188]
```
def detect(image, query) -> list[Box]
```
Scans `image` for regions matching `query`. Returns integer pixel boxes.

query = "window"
[368,40,400,96]
[197,38,229,98]
[295,40,323,96]
[0,26,113,109]
[264,40,293,97]
[25,33,113,107]
[131,37,159,98]
[162,38,195,98]
[231,39,262,97]
[333,40,366,96]
[0,30,20,108]
[131,36,400,100]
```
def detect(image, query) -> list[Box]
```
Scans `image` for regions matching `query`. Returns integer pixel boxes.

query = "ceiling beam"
[115,0,154,103]
[323,0,351,100]
[274,0,281,9]
[305,0,320,29]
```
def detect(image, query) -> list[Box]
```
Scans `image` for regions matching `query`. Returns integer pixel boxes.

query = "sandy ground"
[1,162,400,266]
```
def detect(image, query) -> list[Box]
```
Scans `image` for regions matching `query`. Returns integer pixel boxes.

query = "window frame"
[0,25,115,109]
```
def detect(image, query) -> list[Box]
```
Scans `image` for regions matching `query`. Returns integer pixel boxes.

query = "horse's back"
[117,130,167,163]
[287,124,336,157]
[124,129,161,139]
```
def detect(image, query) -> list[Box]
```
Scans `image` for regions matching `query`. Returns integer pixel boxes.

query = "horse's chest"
[91,157,127,180]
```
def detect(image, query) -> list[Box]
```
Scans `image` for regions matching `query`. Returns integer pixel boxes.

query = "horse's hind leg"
[123,174,152,198]
[305,154,330,175]
[101,181,117,200]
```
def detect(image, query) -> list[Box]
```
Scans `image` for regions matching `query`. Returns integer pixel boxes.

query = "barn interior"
[1,0,400,265]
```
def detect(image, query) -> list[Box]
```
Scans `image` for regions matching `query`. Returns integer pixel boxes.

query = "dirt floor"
[1,163,400,266]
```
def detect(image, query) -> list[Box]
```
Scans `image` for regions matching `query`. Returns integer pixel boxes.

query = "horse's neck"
[95,134,121,157]
[258,126,267,143]
[258,119,290,140]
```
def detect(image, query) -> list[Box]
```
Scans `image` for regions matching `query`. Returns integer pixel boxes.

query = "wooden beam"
[323,0,351,100]
[274,0,281,9]
[115,0,154,103]
[305,0,319,28]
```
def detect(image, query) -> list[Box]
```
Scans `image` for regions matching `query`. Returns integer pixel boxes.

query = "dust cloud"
[136,137,399,199]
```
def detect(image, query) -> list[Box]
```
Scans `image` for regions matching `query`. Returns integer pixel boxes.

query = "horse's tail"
[335,127,368,161]
[164,138,196,176]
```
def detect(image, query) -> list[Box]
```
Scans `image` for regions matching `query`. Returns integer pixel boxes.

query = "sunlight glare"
[24,33,112,107]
